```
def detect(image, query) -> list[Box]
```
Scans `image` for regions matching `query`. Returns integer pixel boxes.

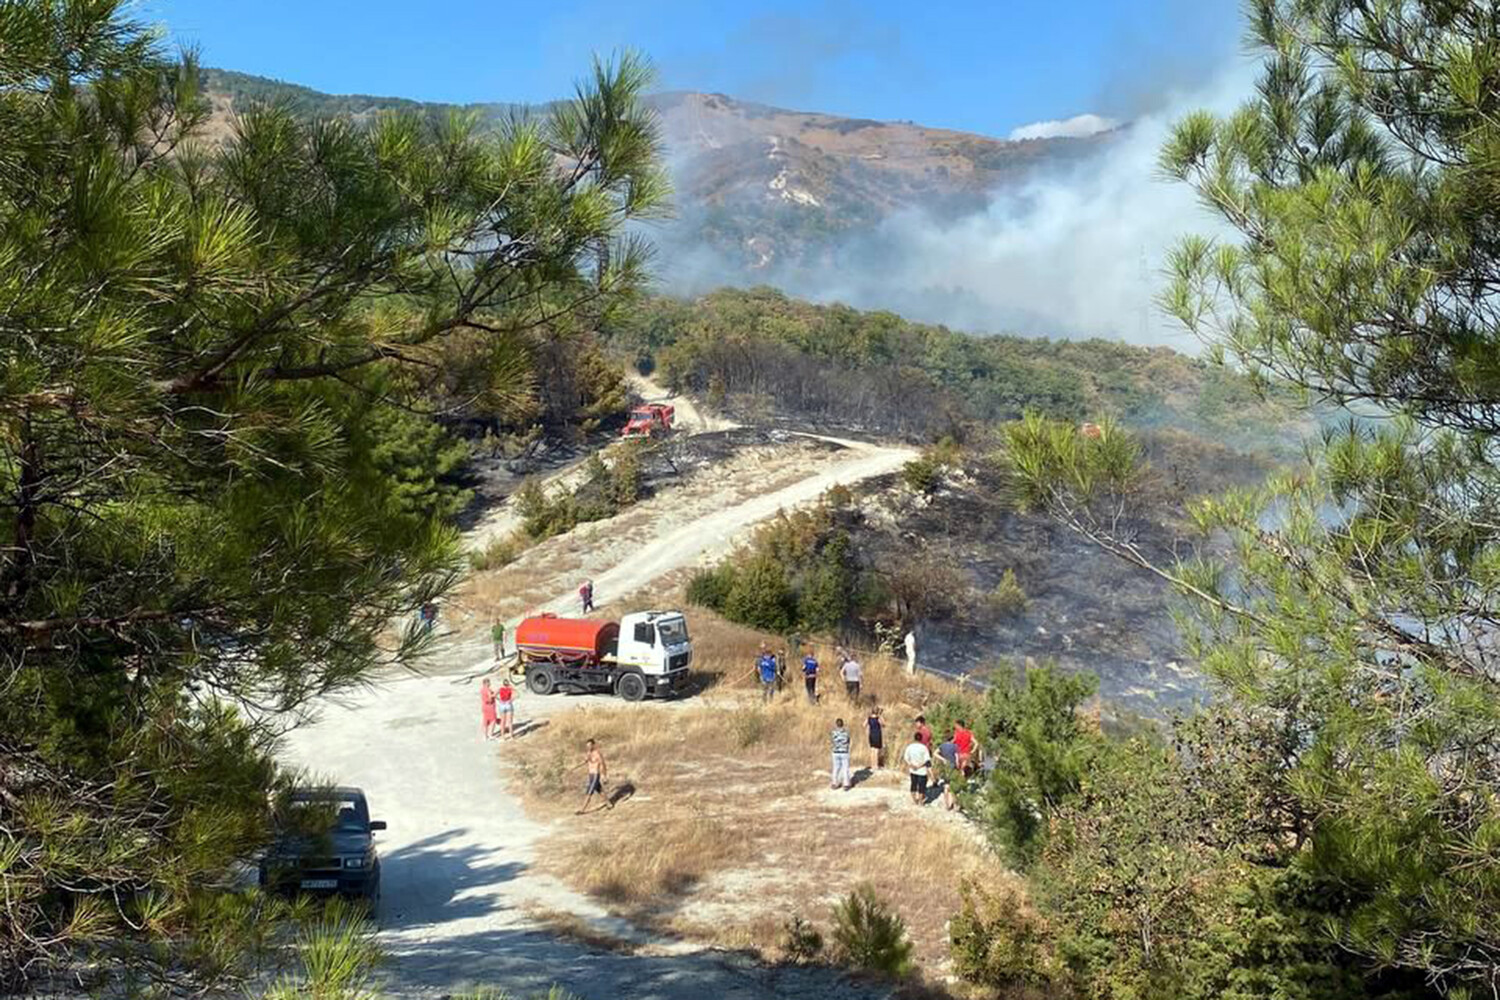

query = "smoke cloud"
[1008,113,1118,141]
[654,59,1260,349]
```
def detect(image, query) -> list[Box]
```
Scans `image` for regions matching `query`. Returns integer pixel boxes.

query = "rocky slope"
[197,68,1110,280]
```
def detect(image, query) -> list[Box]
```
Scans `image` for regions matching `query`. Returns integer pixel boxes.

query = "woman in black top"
[866,707,884,770]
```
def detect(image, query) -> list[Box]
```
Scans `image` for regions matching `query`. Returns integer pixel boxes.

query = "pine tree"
[1008,1,1500,992]
[0,0,667,987]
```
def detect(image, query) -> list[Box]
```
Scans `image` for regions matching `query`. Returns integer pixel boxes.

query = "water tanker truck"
[513,610,692,701]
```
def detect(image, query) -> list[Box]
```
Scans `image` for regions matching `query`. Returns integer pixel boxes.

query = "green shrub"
[977,665,1101,864]
[829,885,914,980]
[723,550,794,633]
[468,533,527,571]
[609,443,643,506]
[797,534,855,632]
[901,455,941,493]
[949,877,1054,990]
[685,563,737,610]
[988,568,1029,617]
[780,915,824,964]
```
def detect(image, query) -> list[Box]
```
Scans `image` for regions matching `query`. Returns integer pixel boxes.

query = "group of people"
[755,643,863,704]
[829,710,980,810]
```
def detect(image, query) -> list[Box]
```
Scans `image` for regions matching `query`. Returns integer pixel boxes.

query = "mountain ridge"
[198,67,1113,283]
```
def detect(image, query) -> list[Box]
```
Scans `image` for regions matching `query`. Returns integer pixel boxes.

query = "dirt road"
[282,432,915,999]
[467,373,734,553]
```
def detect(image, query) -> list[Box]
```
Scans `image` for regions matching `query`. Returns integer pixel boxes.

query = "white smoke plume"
[656,60,1260,349]
[1008,113,1118,141]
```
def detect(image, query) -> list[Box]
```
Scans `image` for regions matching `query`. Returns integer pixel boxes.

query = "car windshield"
[657,618,687,644]
[286,794,365,832]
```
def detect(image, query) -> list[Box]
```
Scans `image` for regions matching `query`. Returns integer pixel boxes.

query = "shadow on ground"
[379,924,899,1000]
[378,828,525,930]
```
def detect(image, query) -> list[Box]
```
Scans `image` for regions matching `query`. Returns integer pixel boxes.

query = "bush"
[609,443,643,506]
[723,551,795,633]
[730,708,769,748]
[780,916,824,964]
[797,534,855,632]
[829,885,914,980]
[949,877,1054,990]
[987,568,1029,617]
[468,532,527,571]
[901,455,942,493]
[685,563,737,610]
[977,665,1101,864]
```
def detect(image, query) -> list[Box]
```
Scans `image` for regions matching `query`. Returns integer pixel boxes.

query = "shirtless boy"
[575,739,612,815]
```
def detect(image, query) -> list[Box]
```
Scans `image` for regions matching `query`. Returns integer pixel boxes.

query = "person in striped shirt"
[830,718,852,790]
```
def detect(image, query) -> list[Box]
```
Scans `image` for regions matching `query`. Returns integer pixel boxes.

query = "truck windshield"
[656,618,687,645]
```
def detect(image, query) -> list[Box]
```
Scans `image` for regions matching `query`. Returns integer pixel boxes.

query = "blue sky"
[137,0,1243,137]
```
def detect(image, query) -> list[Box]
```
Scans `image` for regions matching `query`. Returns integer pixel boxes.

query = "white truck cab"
[612,611,692,683]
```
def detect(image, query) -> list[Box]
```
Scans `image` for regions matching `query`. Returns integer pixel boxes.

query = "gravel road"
[281,434,916,999]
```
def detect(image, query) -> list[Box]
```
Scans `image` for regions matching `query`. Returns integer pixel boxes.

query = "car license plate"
[300,879,338,890]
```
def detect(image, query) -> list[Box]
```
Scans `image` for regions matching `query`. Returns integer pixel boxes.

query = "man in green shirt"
[491,621,506,662]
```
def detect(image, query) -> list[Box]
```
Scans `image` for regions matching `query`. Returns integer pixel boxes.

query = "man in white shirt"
[903,733,932,806]
[840,655,862,701]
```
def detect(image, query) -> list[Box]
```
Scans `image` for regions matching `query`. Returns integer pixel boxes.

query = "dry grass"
[525,907,641,955]
[503,605,995,984]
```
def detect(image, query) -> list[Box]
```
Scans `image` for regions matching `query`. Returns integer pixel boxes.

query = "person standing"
[491,620,507,662]
[801,649,819,704]
[904,629,917,676]
[904,731,933,806]
[914,715,933,749]
[756,645,779,703]
[579,580,595,614]
[865,707,884,771]
[830,718,852,790]
[574,739,612,814]
[840,653,863,702]
[953,719,976,774]
[479,678,498,740]
[936,736,960,811]
[496,674,516,740]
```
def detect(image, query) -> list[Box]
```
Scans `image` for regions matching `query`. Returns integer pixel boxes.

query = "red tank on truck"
[512,610,692,702]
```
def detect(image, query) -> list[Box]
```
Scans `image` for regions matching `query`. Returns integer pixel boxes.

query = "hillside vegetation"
[605,287,1310,451]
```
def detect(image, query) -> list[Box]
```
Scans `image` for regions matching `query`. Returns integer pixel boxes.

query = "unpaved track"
[468,374,734,552]
[282,433,915,999]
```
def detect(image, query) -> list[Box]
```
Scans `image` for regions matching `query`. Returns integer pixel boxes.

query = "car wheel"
[527,668,555,696]
[616,671,647,702]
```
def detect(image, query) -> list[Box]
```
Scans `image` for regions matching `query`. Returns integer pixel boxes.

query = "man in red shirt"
[952,720,976,774]
[914,715,933,748]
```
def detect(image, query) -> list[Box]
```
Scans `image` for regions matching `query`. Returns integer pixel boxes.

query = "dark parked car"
[259,786,385,902]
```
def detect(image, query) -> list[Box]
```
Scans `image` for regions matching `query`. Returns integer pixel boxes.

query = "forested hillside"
[605,287,1310,451]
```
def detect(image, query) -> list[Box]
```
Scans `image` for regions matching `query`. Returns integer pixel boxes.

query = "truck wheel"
[527,668,555,696]
[616,671,647,702]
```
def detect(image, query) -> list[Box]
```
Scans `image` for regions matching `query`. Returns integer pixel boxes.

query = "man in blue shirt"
[756,645,778,703]
[801,650,819,704]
